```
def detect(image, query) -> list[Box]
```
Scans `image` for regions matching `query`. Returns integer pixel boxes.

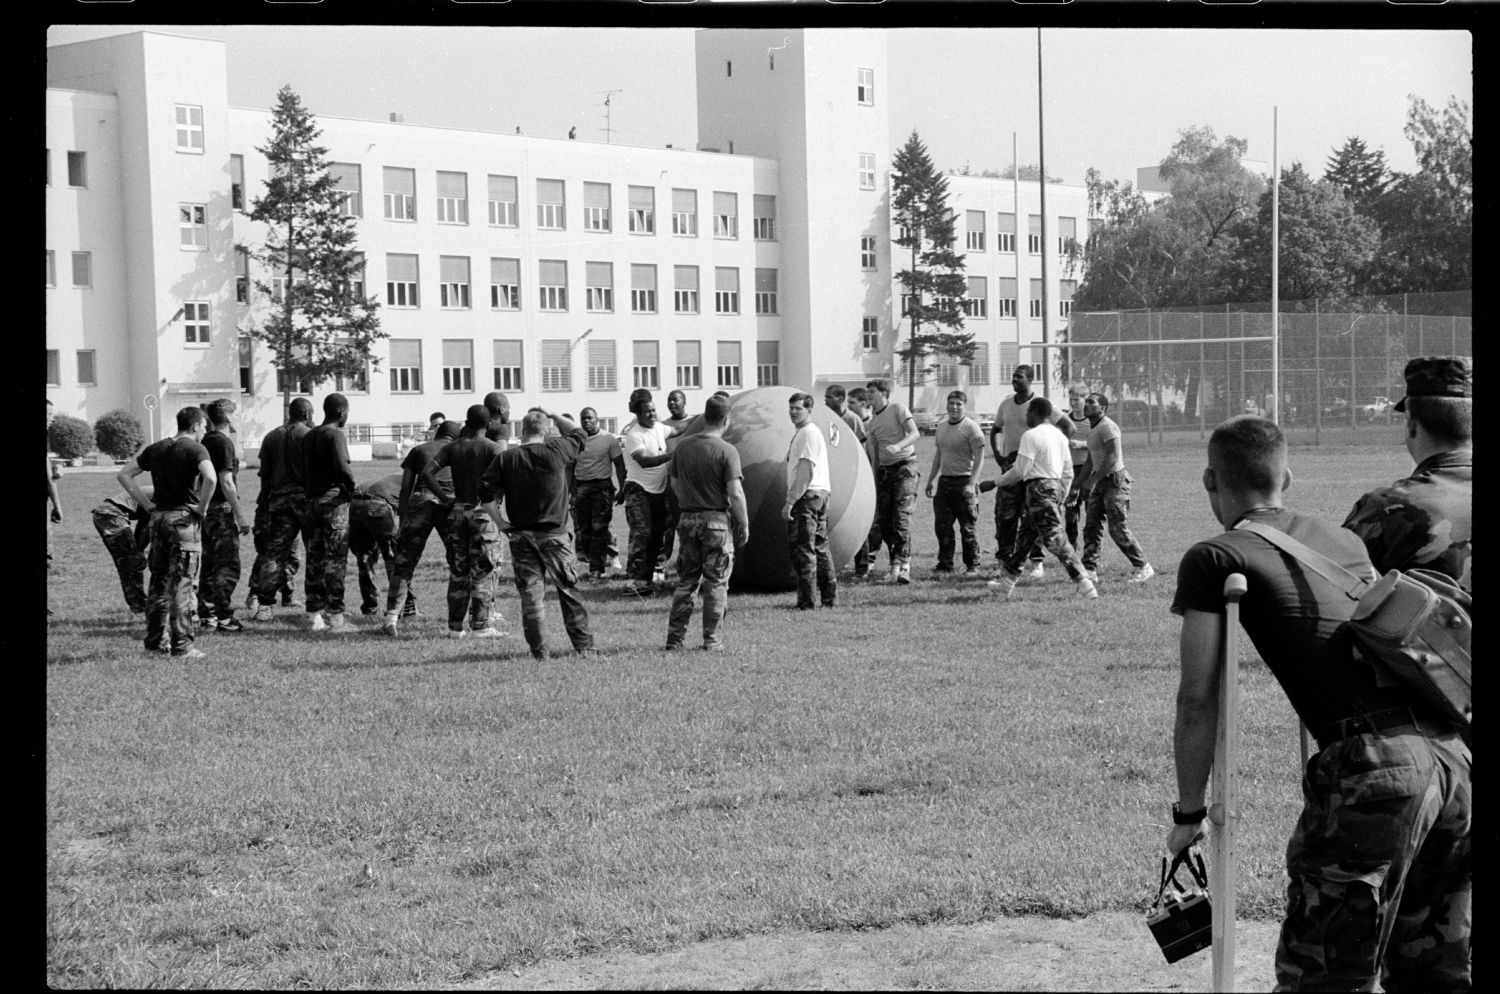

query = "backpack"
[1235,520,1471,736]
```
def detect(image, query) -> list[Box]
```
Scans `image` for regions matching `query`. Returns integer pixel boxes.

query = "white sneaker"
[470,627,505,638]
[986,574,1018,598]
[380,613,399,637]
[609,556,623,572]
[310,612,328,632]
[249,604,276,622]
[446,629,467,640]
[1084,569,1099,585]
[1025,562,1045,580]
[895,564,911,585]
[1076,577,1099,600]
[1129,563,1156,583]
[652,569,667,586]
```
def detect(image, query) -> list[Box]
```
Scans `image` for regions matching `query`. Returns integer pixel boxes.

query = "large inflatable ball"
[675,386,876,592]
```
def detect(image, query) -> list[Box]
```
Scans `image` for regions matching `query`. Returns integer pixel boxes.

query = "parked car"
[913,409,941,435]
[1358,396,1393,418]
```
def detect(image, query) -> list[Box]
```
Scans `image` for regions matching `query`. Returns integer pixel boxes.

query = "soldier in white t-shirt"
[985,396,1097,600]
[783,392,837,609]
[620,394,674,597]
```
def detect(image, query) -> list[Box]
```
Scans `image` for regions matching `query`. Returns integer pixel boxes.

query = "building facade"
[47,29,1090,446]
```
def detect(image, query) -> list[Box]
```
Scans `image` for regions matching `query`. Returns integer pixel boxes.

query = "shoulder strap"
[1234,520,1369,601]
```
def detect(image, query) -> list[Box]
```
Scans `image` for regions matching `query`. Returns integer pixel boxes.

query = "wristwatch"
[1172,802,1207,825]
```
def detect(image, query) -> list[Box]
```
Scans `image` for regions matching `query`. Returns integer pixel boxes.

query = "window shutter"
[677,340,701,365]
[489,174,517,200]
[756,341,778,364]
[389,339,421,367]
[754,268,777,292]
[537,178,564,202]
[628,185,654,209]
[386,254,418,281]
[714,267,739,292]
[442,339,472,366]
[712,191,736,215]
[672,188,696,212]
[491,257,519,284]
[583,182,610,207]
[997,212,1017,233]
[539,259,567,285]
[674,265,698,290]
[966,210,985,231]
[586,261,613,287]
[633,340,658,366]
[436,171,467,198]
[494,339,522,366]
[716,341,741,366]
[440,256,469,282]
[631,264,656,290]
[383,167,414,195]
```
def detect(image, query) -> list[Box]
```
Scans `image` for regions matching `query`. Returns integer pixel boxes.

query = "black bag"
[1147,848,1212,964]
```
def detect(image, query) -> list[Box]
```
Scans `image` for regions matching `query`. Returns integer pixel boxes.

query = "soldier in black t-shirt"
[301,393,358,631]
[420,406,507,639]
[249,397,313,617]
[1166,417,1469,990]
[384,419,461,628]
[196,399,252,632]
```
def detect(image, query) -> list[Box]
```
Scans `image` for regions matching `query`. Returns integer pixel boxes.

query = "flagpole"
[1271,106,1280,423]
[1036,28,1050,398]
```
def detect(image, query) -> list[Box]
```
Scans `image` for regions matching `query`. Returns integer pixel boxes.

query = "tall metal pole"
[1013,132,1021,383]
[1271,107,1280,424]
[1036,28,1051,398]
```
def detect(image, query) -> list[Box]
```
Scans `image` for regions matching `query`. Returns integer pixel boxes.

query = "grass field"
[45,425,1413,989]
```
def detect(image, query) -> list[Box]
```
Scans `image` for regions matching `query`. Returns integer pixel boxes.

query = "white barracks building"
[47,29,1090,447]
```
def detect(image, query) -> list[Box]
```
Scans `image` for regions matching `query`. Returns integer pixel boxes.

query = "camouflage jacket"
[1343,450,1471,590]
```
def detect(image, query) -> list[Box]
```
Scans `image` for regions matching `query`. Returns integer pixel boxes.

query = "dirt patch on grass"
[434,912,1280,991]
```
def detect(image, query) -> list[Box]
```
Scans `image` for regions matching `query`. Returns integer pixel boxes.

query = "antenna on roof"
[598,90,623,144]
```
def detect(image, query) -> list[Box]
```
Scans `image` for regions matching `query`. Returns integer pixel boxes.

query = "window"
[67,151,87,188]
[1059,279,1077,319]
[1028,214,1043,255]
[539,260,568,311]
[716,341,742,389]
[383,167,416,221]
[238,336,253,394]
[345,252,366,302]
[862,316,879,351]
[235,247,250,303]
[389,339,422,393]
[714,267,739,315]
[997,212,1017,253]
[332,339,369,393]
[46,250,55,287]
[676,340,702,389]
[630,264,657,313]
[179,203,207,250]
[230,155,245,211]
[673,265,699,314]
[270,272,291,304]
[490,257,520,310]
[964,276,987,319]
[174,105,204,153]
[753,194,776,240]
[998,277,1018,318]
[754,268,777,316]
[386,253,419,307]
[537,178,566,229]
[1029,278,1044,318]
[970,342,991,386]
[326,163,362,217]
[71,251,92,288]
[671,188,698,236]
[856,68,875,105]
[756,340,780,387]
[583,181,611,232]
[46,350,60,386]
[1058,216,1077,255]
[440,256,471,308]
[345,424,373,444]
[712,191,737,239]
[900,293,914,317]
[966,210,986,252]
[183,301,211,345]
[488,174,518,227]
[587,338,617,391]
[585,261,614,312]
[936,359,959,387]
[628,185,655,234]
[860,235,877,271]
[493,339,523,391]
[276,368,314,395]
[1088,217,1105,250]
[76,350,97,386]
[632,340,660,390]
[859,153,876,190]
[436,171,469,224]
[997,342,1020,383]
[540,339,571,391]
[442,339,474,392]
[45,148,50,187]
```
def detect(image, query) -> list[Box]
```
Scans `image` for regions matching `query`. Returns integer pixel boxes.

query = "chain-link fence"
[1059,291,1471,439]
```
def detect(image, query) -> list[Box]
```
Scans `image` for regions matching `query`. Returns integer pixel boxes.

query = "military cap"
[1394,356,1471,412]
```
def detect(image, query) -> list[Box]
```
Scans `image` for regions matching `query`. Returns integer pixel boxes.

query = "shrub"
[94,409,146,461]
[48,414,96,460]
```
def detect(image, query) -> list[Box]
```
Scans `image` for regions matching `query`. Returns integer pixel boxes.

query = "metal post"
[1271,106,1280,424]
[1385,313,1393,427]
[1212,572,1249,993]
[1313,301,1321,446]
[1199,340,1206,439]
[1036,29,1051,397]
[1350,317,1358,430]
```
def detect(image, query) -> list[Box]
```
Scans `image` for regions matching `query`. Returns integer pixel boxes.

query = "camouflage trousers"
[94,505,149,613]
[623,484,669,584]
[251,492,305,606]
[932,475,980,571]
[144,508,201,654]
[1275,722,1471,992]
[1001,479,1085,581]
[659,486,681,568]
[1064,469,1088,549]
[303,491,350,616]
[444,505,503,632]
[994,479,1044,567]
[349,498,415,617]
[385,500,452,616]
[509,530,593,656]
[666,511,735,648]
[1081,471,1149,572]
[572,479,620,574]
[874,460,919,568]
[787,491,837,609]
[196,504,242,621]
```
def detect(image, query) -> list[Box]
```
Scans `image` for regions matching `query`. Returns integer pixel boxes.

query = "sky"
[45,24,1471,188]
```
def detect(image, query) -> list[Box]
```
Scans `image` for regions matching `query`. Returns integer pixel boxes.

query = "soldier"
[845,386,881,578]
[46,399,62,572]
[117,406,216,658]
[925,390,986,575]
[426,411,446,440]
[302,393,356,631]
[783,392,837,610]
[383,420,461,625]
[480,408,595,659]
[1167,416,1469,990]
[985,397,1097,600]
[1063,386,1092,549]
[421,405,506,639]
[572,406,627,580]
[864,378,920,584]
[91,484,153,614]
[1078,393,1154,584]
[1343,356,1472,591]
[249,398,313,620]
[483,391,511,444]
[619,393,674,598]
[348,474,418,621]
[665,394,749,650]
[195,399,252,632]
[990,366,1046,579]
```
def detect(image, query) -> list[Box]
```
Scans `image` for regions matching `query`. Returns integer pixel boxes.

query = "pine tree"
[247,86,384,420]
[1323,136,1389,210]
[890,131,972,410]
